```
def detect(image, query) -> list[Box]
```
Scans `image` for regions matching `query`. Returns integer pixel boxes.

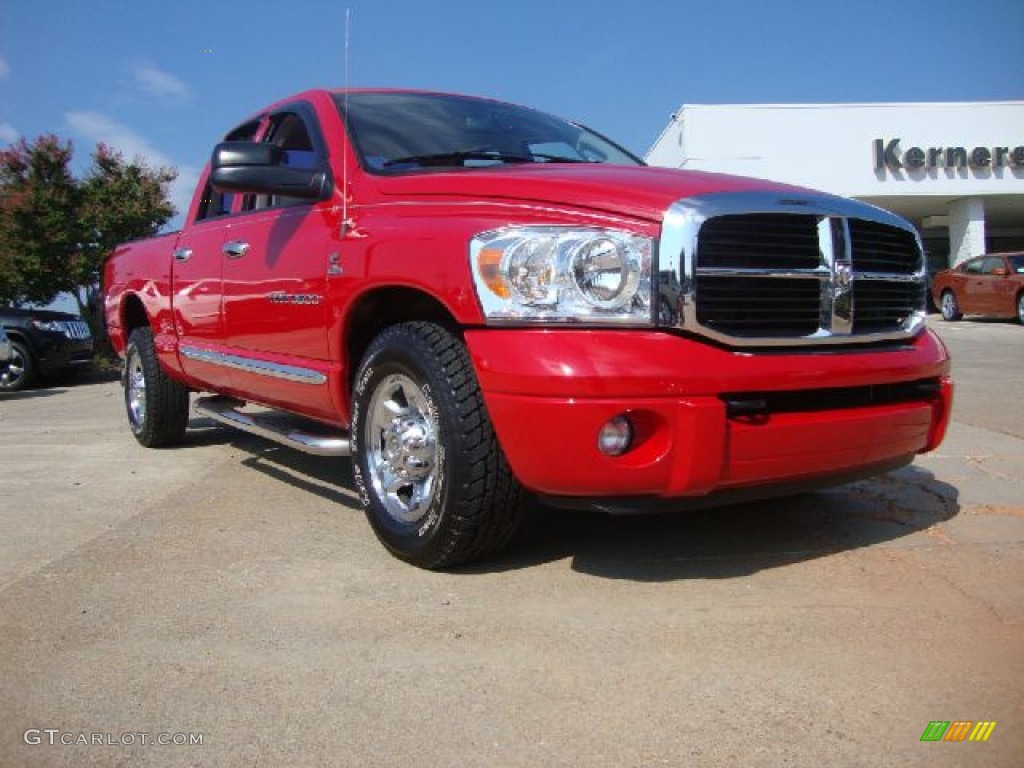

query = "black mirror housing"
[209,141,330,200]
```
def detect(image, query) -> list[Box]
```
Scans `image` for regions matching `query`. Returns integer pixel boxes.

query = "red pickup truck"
[104,89,953,568]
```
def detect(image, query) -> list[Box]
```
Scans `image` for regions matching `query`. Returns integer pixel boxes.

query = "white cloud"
[0,55,10,79]
[0,122,18,144]
[64,110,198,219]
[133,62,191,101]
[66,110,174,167]
[169,164,202,220]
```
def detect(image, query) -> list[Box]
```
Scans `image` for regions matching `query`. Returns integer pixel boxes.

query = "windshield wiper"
[382,150,597,169]
[529,153,590,164]
[382,150,532,168]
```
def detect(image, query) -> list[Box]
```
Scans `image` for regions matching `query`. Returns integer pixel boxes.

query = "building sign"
[874,138,1024,171]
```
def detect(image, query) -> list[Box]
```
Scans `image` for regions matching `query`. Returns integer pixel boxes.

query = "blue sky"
[1,0,1023,227]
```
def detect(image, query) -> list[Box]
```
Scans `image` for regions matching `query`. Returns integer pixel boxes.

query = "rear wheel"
[351,322,523,569]
[940,290,962,321]
[0,340,36,391]
[1017,292,1024,325]
[124,327,189,447]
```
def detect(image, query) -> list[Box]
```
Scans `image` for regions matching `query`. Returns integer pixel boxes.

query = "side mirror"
[209,141,330,200]
[992,267,1008,276]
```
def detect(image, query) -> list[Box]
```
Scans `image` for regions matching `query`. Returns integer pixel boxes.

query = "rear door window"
[243,110,325,212]
[195,119,262,222]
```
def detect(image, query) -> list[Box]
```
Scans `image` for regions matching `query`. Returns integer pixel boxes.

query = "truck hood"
[371,164,809,222]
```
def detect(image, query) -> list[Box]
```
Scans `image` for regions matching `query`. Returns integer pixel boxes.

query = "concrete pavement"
[1,319,1021,767]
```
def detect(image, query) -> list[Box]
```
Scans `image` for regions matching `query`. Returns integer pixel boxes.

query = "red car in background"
[932,252,1024,324]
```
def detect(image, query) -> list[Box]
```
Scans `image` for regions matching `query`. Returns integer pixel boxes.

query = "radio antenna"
[342,8,351,235]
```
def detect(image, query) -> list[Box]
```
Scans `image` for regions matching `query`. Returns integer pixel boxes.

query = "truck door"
[218,105,340,422]
[174,120,261,390]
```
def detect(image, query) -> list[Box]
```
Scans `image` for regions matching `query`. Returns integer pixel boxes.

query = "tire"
[1017,292,1024,325]
[124,327,189,447]
[940,290,962,321]
[0,340,37,391]
[351,322,523,569]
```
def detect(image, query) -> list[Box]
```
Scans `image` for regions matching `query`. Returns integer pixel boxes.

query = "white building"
[645,101,1024,270]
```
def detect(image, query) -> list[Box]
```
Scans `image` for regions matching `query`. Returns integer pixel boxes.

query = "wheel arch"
[121,293,150,334]
[343,286,463,386]
[3,326,34,352]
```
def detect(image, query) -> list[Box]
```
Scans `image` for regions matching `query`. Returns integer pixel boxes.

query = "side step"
[194,395,351,457]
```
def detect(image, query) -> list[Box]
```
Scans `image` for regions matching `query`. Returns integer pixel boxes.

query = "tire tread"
[356,322,523,568]
[126,327,189,448]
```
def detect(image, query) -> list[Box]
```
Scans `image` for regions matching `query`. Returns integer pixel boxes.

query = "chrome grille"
[60,320,92,340]
[658,191,927,346]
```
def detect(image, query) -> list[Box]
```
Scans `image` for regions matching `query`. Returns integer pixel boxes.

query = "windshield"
[335,92,643,173]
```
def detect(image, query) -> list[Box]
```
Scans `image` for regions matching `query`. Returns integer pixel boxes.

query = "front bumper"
[36,336,94,375]
[466,328,952,503]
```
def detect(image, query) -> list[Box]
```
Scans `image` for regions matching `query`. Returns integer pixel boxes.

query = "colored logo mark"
[920,721,996,742]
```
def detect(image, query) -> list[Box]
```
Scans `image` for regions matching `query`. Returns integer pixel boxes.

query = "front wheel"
[124,327,189,447]
[351,322,523,569]
[940,290,962,321]
[0,340,36,391]
[1017,292,1024,325]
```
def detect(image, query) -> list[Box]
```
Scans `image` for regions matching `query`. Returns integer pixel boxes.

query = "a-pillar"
[948,197,987,267]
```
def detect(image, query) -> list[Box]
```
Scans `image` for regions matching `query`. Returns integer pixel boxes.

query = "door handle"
[222,241,250,259]
[173,247,193,262]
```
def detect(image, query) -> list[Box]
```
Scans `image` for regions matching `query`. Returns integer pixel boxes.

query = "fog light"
[598,415,633,456]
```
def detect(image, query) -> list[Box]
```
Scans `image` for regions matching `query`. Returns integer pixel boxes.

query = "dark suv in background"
[0,308,94,391]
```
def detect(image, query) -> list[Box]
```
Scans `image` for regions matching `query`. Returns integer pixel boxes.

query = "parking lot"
[1,318,1021,767]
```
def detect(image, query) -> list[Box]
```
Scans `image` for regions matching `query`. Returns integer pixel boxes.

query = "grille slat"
[849,219,920,275]
[699,214,820,270]
[59,320,92,340]
[696,276,820,336]
[853,283,924,333]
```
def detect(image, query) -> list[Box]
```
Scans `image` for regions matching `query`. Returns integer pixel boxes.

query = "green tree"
[0,135,176,352]
[0,136,80,306]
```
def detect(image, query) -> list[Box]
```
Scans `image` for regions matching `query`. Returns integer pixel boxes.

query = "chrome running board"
[194,395,351,457]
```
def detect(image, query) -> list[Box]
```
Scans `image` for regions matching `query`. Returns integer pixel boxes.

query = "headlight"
[31,320,62,332]
[470,226,653,324]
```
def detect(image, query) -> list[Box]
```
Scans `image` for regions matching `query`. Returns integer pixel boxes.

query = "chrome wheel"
[364,373,439,524]
[1,347,25,388]
[352,322,523,568]
[126,347,147,431]
[0,341,34,391]
[940,290,961,321]
[122,327,188,447]
[1018,294,1024,324]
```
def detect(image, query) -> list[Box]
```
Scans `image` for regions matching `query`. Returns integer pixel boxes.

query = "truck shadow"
[201,423,958,581]
[490,466,960,581]
[208,424,960,581]
[209,427,359,507]
[0,370,120,400]
[0,388,68,401]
